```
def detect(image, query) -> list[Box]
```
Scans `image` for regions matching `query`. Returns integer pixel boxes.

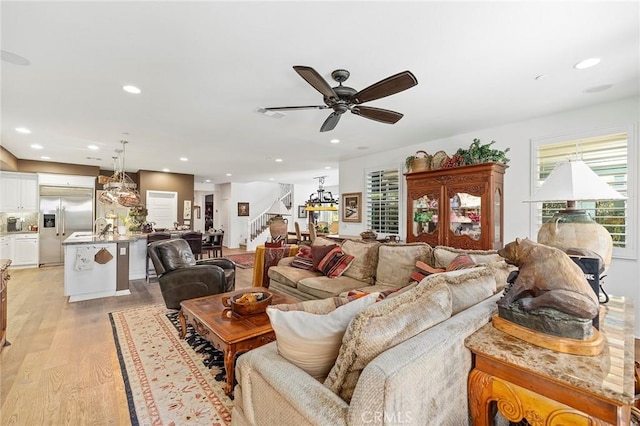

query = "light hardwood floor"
[0,247,253,425]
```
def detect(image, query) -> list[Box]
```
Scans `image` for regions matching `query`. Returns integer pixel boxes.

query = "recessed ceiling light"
[40,156,51,160]
[16,127,31,134]
[274,158,283,162]
[123,85,142,94]
[269,178,274,181]
[180,157,188,162]
[162,168,170,172]
[330,139,340,144]
[325,166,332,169]
[1,50,31,66]
[88,144,99,150]
[204,179,211,183]
[30,144,43,150]
[574,58,601,70]
[226,173,232,177]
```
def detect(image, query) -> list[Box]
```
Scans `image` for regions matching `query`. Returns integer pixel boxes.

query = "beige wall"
[0,146,18,171]
[18,159,99,177]
[138,170,194,224]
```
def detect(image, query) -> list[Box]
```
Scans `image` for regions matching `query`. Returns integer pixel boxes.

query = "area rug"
[224,253,255,269]
[110,304,233,425]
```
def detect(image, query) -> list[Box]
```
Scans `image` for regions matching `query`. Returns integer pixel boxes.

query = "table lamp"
[267,200,291,241]
[527,160,626,268]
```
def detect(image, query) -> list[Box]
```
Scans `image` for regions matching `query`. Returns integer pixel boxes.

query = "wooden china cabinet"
[405,162,506,250]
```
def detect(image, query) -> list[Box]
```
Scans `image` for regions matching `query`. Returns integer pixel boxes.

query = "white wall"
[340,96,640,334]
[227,181,283,248]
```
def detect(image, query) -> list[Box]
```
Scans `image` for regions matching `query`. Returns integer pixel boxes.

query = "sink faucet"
[94,217,109,235]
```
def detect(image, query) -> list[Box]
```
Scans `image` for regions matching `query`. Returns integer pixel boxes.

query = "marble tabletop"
[62,232,147,245]
[465,296,635,406]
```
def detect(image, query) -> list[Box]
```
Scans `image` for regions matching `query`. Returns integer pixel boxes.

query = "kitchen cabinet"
[0,172,38,211]
[0,236,13,261]
[405,162,506,250]
[13,234,39,266]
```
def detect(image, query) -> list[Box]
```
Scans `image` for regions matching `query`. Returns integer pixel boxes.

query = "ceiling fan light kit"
[265,65,418,132]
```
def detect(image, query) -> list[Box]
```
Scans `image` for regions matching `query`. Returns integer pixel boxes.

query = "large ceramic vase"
[269,216,288,241]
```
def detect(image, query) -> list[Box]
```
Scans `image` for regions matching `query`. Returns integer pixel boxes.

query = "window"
[532,128,636,259]
[366,168,400,235]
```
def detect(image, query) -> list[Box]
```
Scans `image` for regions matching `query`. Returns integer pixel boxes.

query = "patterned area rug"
[109,304,233,425]
[224,253,255,269]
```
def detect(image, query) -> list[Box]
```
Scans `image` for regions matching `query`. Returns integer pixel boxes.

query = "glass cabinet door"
[412,194,440,238]
[449,192,482,241]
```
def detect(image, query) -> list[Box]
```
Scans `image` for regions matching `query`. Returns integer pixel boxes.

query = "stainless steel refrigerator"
[40,186,94,265]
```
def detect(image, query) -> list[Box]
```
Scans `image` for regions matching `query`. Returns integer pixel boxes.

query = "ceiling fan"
[264,66,418,132]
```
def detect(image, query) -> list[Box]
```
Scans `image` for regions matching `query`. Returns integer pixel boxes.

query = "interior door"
[146,190,177,229]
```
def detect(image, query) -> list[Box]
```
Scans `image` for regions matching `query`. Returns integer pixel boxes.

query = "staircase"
[245,184,293,252]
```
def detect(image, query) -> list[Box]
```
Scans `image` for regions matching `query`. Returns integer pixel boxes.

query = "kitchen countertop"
[0,231,39,237]
[62,232,148,245]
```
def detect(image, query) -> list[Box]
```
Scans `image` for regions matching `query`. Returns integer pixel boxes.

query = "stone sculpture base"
[498,303,594,340]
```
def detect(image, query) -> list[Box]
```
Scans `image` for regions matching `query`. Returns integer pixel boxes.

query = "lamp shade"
[527,160,626,203]
[267,200,291,216]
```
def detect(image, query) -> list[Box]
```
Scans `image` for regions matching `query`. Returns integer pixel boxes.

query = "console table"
[465,296,634,425]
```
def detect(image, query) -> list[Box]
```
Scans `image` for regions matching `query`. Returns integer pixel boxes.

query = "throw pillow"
[445,253,476,271]
[291,245,314,270]
[433,245,501,269]
[409,260,446,283]
[375,243,434,287]
[324,279,452,403]
[317,246,355,278]
[266,293,379,379]
[311,244,338,270]
[436,267,497,314]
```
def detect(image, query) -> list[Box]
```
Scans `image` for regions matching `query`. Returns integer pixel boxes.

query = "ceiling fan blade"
[293,66,338,101]
[352,106,404,124]
[350,71,418,104]
[320,112,341,132]
[263,105,328,111]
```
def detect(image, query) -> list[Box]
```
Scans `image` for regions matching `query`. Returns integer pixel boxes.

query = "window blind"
[366,168,400,234]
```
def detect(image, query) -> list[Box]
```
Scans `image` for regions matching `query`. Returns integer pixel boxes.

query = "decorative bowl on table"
[222,291,273,316]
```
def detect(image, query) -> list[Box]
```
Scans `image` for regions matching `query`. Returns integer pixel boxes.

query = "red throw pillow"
[446,253,476,271]
[291,246,314,270]
[311,244,338,271]
[409,260,445,283]
[317,247,355,278]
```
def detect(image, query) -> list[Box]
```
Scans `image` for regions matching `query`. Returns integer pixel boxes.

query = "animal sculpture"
[497,238,599,319]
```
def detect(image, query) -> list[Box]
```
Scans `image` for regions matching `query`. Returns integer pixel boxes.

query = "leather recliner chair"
[148,238,236,309]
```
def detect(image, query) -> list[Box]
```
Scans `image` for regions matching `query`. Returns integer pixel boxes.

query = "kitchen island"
[62,232,148,302]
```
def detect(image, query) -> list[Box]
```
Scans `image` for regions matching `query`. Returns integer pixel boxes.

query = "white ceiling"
[2,1,638,188]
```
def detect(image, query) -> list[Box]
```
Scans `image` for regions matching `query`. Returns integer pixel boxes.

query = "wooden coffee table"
[178,287,298,396]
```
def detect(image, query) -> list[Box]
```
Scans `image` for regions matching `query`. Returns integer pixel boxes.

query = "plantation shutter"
[366,168,400,234]
[536,132,628,249]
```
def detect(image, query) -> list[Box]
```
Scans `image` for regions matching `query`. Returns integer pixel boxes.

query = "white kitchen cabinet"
[0,172,38,212]
[129,238,147,280]
[13,234,38,266]
[0,236,13,261]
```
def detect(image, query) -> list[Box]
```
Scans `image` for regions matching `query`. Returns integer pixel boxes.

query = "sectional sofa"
[232,238,512,425]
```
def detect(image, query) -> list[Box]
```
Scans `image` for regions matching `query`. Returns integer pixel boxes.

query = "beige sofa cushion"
[266,292,379,379]
[268,265,321,288]
[324,278,452,403]
[425,267,497,315]
[312,236,338,247]
[341,240,381,283]
[297,275,370,299]
[433,245,502,269]
[375,243,433,287]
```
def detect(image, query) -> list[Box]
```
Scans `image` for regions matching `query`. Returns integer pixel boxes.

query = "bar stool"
[146,232,171,282]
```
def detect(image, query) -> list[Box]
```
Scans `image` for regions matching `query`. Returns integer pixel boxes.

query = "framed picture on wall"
[342,192,362,223]
[238,202,249,217]
[298,205,308,218]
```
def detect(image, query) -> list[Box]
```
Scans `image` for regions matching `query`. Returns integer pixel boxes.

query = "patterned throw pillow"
[409,260,446,283]
[445,253,476,271]
[310,244,338,271]
[317,246,355,278]
[291,245,314,270]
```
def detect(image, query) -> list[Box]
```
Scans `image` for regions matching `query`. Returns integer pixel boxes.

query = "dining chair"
[308,226,317,242]
[203,231,224,258]
[181,232,203,260]
[294,221,302,242]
